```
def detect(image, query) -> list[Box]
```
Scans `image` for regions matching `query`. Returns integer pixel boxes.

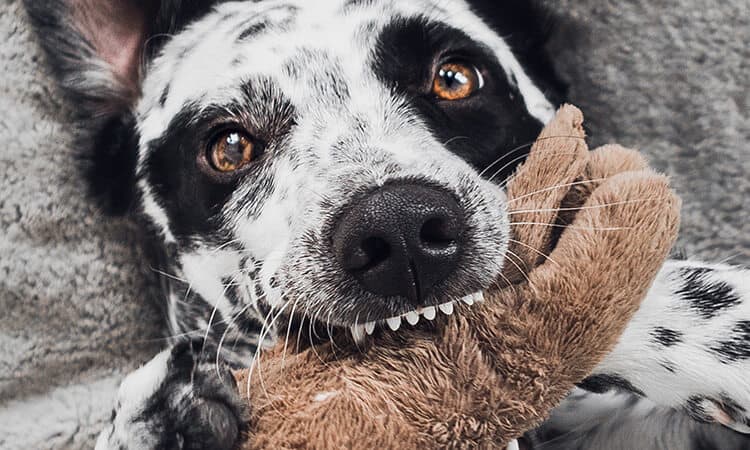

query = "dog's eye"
[432,62,483,100]
[208,130,255,172]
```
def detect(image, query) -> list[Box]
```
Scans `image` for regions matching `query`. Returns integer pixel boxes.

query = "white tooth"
[405,311,419,325]
[364,321,375,335]
[422,306,436,320]
[438,302,454,315]
[350,325,366,344]
[461,295,474,305]
[386,316,401,331]
[506,439,519,450]
[473,291,485,303]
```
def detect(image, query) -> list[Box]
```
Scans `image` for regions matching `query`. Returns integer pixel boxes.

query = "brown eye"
[208,130,255,172]
[432,62,483,100]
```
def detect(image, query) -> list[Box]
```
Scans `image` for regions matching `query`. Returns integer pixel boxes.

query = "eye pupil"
[208,130,255,173]
[433,62,482,100]
[224,133,245,163]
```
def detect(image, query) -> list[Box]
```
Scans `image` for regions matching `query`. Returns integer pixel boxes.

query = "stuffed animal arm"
[230,105,750,449]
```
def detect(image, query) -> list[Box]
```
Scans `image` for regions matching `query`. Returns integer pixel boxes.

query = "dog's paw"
[96,339,245,450]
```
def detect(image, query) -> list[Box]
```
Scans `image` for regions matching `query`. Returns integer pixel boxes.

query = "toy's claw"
[506,438,520,450]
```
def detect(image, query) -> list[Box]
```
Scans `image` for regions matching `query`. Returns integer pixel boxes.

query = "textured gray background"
[0,0,748,448]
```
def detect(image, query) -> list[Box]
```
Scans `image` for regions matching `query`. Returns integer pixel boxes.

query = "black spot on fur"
[342,0,379,11]
[159,83,170,107]
[238,21,268,41]
[578,374,646,397]
[710,320,750,363]
[237,4,298,41]
[686,396,713,423]
[660,360,677,373]
[223,280,243,307]
[651,326,684,347]
[678,267,741,318]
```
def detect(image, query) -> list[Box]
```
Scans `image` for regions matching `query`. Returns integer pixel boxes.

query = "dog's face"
[133,0,555,338]
[134,0,556,339]
[30,0,560,343]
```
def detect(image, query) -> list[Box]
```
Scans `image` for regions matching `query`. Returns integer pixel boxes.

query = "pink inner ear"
[71,0,150,95]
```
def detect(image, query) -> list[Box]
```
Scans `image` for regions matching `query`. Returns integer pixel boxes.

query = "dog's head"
[29,0,563,341]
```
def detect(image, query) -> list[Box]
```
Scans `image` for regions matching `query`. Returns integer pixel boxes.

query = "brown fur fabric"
[233,105,681,449]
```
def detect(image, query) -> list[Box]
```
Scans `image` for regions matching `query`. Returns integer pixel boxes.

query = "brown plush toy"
[233,105,681,449]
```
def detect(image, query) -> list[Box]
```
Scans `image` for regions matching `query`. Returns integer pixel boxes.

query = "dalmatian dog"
[25,0,750,448]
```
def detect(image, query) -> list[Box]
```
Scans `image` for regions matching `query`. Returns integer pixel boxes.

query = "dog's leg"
[583,259,750,433]
[95,339,245,450]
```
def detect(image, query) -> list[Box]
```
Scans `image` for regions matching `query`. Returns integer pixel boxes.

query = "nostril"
[420,217,458,248]
[353,236,391,272]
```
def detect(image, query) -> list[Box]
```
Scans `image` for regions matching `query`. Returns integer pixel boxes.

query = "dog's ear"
[24,0,221,214]
[466,0,568,105]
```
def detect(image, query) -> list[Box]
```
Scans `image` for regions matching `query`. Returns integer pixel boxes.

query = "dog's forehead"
[136,0,551,149]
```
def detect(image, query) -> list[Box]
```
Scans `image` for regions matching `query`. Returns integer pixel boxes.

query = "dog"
[25,1,750,448]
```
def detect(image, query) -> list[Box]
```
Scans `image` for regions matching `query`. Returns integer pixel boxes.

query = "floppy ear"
[466,0,568,105]
[23,0,221,214]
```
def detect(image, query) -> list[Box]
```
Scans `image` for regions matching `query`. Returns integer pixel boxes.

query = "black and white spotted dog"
[26,1,750,448]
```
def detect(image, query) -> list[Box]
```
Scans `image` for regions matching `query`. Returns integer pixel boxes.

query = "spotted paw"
[96,339,245,450]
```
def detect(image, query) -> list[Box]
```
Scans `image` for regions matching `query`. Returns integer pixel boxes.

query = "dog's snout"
[332,182,465,302]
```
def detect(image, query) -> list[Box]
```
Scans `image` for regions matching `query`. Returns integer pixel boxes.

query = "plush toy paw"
[96,338,245,450]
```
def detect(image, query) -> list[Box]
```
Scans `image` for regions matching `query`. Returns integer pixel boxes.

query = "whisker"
[509,197,668,215]
[298,186,331,202]
[214,301,255,380]
[201,266,248,359]
[507,178,608,204]
[247,300,289,399]
[442,135,471,147]
[508,238,559,266]
[280,297,300,372]
[149,267,189,283]
[495,272,514,291]
[509,222,631,231]
[246,296,279,394]
[487,151,534,184]
[478,142,534,178]
[248,300,292,420]
[210,238,244,255]
[324,308,340,360]
[505,249,531,284]
[480,133,587,182]
[496,151,583,187]
[307,307,329,366]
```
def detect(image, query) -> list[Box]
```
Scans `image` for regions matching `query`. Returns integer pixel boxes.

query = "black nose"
[332,182,465,303]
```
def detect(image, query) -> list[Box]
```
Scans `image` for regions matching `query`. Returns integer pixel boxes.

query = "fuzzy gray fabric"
[0,0,747,448]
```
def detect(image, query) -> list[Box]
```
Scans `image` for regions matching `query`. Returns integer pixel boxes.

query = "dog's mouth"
[346,291,485,343]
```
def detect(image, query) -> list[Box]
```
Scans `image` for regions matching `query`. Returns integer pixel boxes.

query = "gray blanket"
[1,0,747,448]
